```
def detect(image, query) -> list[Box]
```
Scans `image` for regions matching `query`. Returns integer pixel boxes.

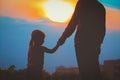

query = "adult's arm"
[57,1,80,45]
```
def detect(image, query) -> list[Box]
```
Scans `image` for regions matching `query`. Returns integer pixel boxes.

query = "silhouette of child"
[27,30,59,80]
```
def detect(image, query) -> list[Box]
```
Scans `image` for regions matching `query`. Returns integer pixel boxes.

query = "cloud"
[0,0,45,22]
[39,6,120,31]
[38,18,68,28]
[0,0,120,31]
[0,0,76,22]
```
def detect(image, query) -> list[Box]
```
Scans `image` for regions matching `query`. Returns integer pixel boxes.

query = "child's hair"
[29,30,45,47]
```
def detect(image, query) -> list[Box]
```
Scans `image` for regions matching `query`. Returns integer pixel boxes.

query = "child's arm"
[44,44,59,53]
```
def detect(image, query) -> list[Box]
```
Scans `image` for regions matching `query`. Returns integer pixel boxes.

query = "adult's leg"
[75,44,101,80]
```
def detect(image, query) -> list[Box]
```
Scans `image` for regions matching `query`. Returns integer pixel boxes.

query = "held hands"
[51,38,65,53]
[52,44,59,52]
[46,37,66,53]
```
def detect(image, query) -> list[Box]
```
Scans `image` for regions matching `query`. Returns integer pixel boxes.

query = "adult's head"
[78,0,98,5]
[78,0,97,2]
[78,0,97,1]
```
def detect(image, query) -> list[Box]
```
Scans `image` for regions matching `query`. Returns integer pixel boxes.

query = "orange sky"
[106,7,120,31]
[0,0,120,31]
[0,0,77,21]
[0,0,44,21]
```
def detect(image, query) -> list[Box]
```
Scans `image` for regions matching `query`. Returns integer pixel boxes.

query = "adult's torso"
[75,1,105,45]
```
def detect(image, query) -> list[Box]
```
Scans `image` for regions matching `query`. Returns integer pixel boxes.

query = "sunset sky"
[0,0,120,73]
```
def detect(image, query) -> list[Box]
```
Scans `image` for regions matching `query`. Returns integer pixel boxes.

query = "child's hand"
[44,44,59,53]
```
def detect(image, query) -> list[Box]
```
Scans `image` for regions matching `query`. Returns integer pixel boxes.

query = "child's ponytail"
[29,39,34,47]
[29,39,33,46]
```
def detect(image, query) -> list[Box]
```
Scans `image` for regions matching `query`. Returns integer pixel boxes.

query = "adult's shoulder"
[97,1,105,11]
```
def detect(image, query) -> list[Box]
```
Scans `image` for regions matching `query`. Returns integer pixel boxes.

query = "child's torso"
[28,46,44,67]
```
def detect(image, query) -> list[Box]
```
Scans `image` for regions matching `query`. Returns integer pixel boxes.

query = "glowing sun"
[42,0,74,23]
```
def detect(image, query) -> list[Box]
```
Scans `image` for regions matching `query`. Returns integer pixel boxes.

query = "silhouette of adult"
[57,0,106,80]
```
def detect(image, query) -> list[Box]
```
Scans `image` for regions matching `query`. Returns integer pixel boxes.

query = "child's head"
[30,30,45,46]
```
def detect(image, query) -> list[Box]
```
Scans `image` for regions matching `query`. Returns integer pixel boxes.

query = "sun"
[42,0,74,23]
